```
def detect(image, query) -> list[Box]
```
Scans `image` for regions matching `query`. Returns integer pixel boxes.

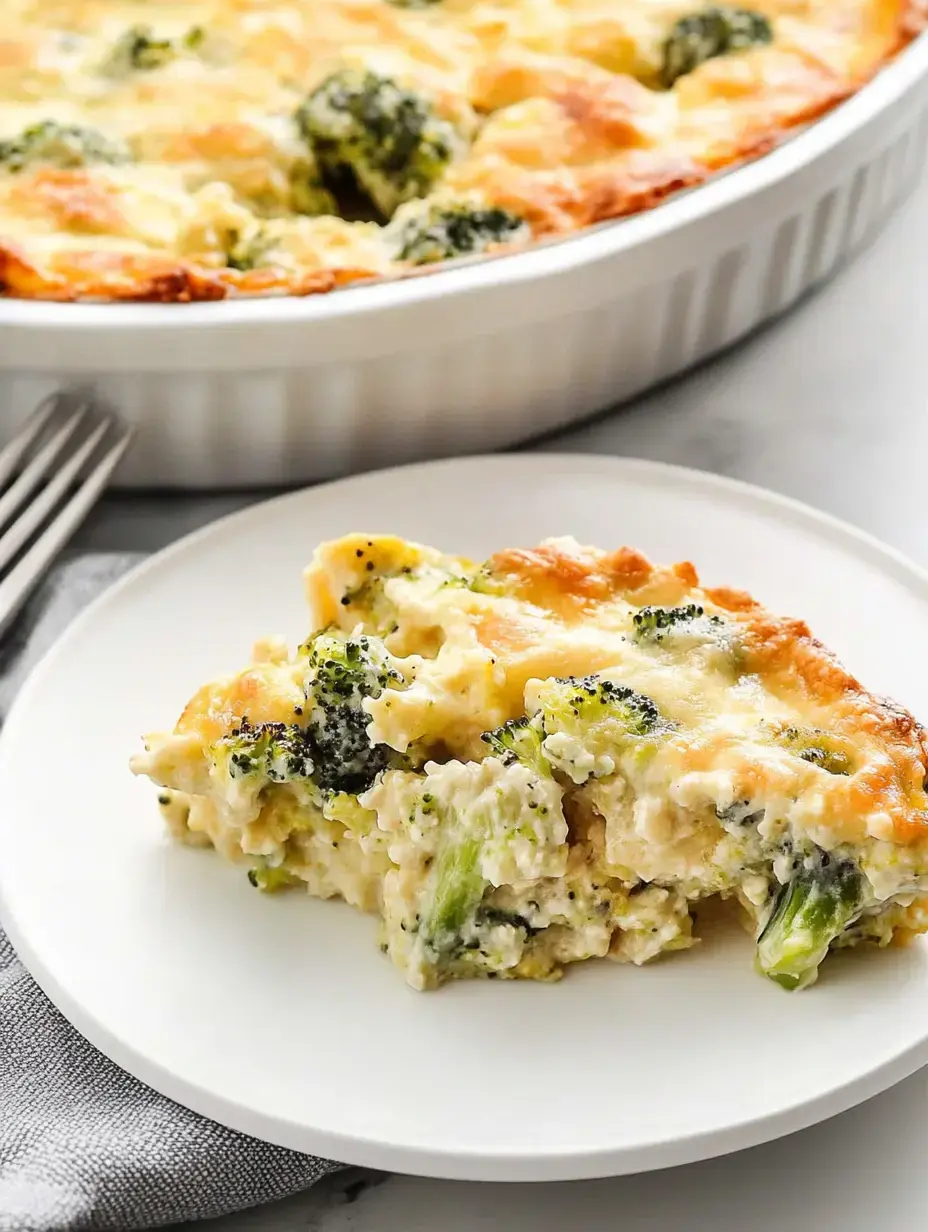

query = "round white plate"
[2,454,928,1182]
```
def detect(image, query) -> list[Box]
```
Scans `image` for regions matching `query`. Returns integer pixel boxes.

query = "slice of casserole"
[131,534,928,991]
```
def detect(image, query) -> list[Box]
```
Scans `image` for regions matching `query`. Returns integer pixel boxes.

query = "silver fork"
[0,395,133,639]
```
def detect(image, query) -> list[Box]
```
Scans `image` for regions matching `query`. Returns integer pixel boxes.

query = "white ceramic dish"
[3,35,928,490]
[2,453,928,1181]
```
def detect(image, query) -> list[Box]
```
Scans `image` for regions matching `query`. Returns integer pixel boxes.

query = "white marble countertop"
[75,167,928,1230]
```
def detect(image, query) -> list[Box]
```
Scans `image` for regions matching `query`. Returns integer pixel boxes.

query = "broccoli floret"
[661,7,773,87]
[473,904,541,937]
[755,857,863,989]
[288,158,338,216]
[247,865,301,893]
[224,229,278,272]
[530,674,671,783]
[390,200,529,265]
[633,603,722,643]
[546,676,666,737]
[302,630,404,795]
[213,631,404,801]
[108,25,175,71]
[481,716,551,778]
[0,120,130,172]
[780,726,852,776]
[294,69,462,218]
[102,24,205,75]
[715,800,764,827]
[216,717,315,783]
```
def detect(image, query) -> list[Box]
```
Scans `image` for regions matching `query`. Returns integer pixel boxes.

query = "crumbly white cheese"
[132,532,928,991]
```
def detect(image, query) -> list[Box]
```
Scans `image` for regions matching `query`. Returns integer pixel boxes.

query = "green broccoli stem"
[419,835,485,956]
[755,861,863,990]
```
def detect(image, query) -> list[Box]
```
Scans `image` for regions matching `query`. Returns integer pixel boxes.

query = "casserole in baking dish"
[1,0,926,302]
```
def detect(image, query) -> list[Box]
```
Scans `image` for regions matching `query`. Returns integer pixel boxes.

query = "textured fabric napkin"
[0,554,342,1232]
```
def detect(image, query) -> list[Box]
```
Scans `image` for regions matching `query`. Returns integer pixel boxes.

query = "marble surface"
[74,167,928,1230]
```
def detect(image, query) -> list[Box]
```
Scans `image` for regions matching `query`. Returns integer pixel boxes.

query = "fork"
[0,395,133,640]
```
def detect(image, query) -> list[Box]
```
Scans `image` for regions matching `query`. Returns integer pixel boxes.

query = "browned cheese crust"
[1,0,926,301]
[477,540,928,846]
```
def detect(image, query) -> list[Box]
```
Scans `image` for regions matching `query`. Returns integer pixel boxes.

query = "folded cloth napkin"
[0,555,342,1232]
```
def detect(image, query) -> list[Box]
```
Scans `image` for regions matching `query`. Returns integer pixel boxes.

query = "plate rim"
[3,451,928,1182]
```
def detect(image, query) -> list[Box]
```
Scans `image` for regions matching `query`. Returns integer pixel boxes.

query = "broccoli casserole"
[0,1,924,301]
[132,534,928,991]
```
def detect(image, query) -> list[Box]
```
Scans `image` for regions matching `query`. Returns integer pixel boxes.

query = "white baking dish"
[2,34,928,490]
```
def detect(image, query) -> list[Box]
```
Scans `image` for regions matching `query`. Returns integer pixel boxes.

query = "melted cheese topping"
[133,533,928,990]
[1,0,922,300]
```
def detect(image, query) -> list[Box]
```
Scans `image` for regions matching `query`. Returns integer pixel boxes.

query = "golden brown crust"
[0,241,216,302]
[485,542,668,613]
[903,0,928,36]
[486,542,709,617]
[0,238,379,302]
[0,1,925,302]
[176,665,304,744]
[733,611,928,842]
[482,536,928,843]
[458,149,708,237]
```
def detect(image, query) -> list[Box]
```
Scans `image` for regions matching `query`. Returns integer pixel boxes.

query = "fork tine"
[0,395,64,491]
[0,418,111,575]
[0,404,87,531]
[0,426,133,641]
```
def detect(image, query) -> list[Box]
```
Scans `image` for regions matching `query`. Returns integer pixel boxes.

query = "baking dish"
[2,31,928,490]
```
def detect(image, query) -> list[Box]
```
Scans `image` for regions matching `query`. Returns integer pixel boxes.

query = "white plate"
[2,454,928,1182]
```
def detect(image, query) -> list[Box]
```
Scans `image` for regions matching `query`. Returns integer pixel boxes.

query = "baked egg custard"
[132,534,928,991]
[1,0,925,300]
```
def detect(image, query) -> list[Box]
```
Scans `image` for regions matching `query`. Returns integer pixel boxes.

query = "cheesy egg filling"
[132,534,928,991]
[1,0,924,300]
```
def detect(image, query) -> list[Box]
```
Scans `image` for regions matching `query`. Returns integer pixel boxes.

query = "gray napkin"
[0,555,342,1232]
